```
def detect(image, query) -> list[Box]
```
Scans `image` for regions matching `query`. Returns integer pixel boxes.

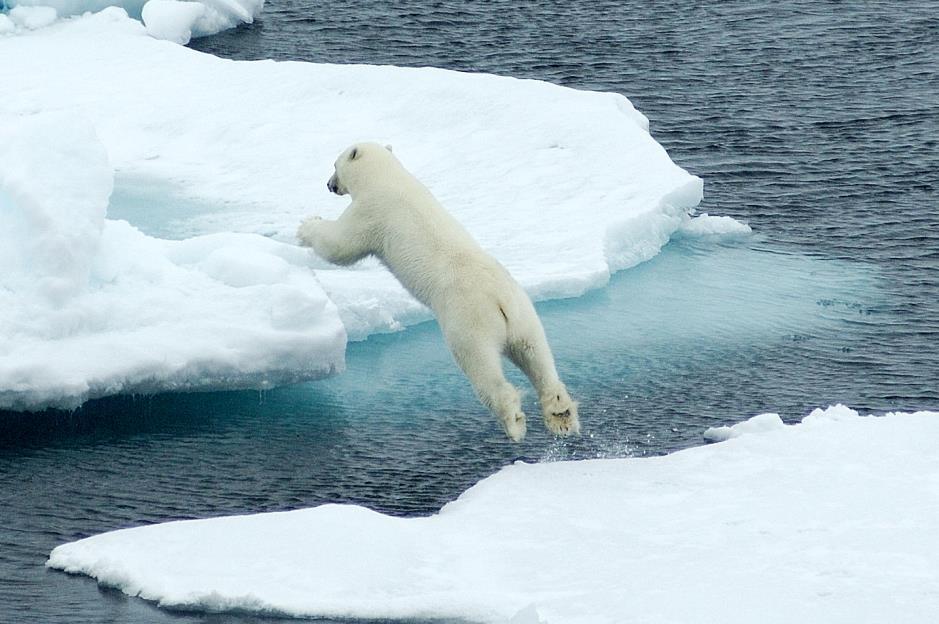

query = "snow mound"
[47,406,939,623]
[677,211,753,238]
[3,0,262,37]
[141,0,204,44]
[703,411,785,441]
[0,114,346,411]
[7,4,57,29]
[0,113,111,304]
[703,405,892,442]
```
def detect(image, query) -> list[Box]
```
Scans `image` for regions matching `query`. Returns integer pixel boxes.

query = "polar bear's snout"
[327,172,342,195]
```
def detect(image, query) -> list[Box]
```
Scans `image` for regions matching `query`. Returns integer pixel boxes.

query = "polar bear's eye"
[349,147,359,161]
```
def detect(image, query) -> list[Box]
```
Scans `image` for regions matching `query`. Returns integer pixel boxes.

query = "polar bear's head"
[327,142,395,197]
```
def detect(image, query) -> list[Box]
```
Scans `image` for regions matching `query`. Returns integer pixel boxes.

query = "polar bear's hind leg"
[446,331,527,442]
[507,332,580,437]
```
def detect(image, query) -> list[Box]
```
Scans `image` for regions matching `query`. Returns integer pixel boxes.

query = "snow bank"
[48,406,939,623]
[1,10,733,408]
[0,114,345,411]
[3,0,262,38]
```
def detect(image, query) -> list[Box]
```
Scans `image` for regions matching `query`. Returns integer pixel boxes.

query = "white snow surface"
[1,10,725,408]
[4,0,262,37]
[47,405,939,623]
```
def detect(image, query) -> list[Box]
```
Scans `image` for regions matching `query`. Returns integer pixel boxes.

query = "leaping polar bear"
[298,143,579,441]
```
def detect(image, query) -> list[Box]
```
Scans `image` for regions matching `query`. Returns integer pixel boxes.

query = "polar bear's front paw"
[542,392,580,437]
[296,216,323,247]
[501,411,527,442]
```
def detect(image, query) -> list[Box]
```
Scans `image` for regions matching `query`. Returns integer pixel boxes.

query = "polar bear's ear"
[385,144,393,153]
[349,147,359,161]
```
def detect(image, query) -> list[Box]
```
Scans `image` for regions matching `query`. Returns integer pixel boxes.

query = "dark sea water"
[2,1,938,622]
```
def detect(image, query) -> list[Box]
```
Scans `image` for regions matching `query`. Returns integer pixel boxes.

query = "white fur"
[298,143,579,441]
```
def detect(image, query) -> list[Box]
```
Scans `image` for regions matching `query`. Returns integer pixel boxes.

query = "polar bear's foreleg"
[297,212,372,266]
[507,328,580,436]
[446,332,527,442]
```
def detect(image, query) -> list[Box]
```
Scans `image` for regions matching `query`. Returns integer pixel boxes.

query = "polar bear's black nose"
[327,179,336,194]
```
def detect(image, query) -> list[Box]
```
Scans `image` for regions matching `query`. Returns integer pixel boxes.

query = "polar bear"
[297,143,579,441]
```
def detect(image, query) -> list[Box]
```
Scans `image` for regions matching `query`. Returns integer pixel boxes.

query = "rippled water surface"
[3,1,938,622]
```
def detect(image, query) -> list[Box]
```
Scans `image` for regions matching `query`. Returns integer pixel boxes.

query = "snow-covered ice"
[3,0,262,38]
[1,9,731,409]
[47,405,939,623]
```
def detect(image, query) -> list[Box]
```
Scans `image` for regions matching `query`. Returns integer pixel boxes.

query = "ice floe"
[3,0,262,38]
[1,9,736,408]
[47,405,939,623]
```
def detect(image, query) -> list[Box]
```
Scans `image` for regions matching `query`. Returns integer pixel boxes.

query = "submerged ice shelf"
[1,9,732,410]
[47,406,939,623]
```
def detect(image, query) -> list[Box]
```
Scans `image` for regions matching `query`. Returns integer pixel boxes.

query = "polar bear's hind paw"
[542,393,580,437]
[502,411,527,443]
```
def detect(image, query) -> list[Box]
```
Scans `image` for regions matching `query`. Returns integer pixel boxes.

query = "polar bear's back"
[350,146,520,315]
[379,203,522,318]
